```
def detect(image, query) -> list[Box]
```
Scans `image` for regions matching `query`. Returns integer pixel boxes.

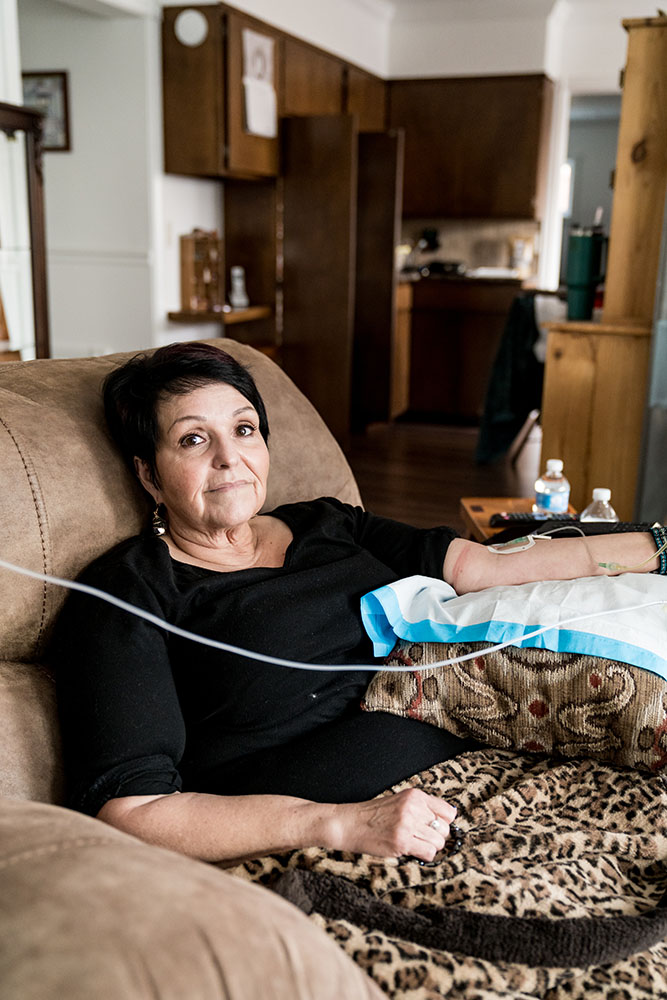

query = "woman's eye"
[180,433,205,447]
[237,423,256,437]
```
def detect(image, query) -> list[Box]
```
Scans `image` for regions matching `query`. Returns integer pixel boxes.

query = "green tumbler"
[566,228,607,320]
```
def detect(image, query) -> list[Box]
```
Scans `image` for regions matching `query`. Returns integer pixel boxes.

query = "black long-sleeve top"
[56,498,461,816]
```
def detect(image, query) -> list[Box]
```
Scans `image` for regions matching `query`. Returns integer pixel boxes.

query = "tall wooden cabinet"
[281,116,357,445]
[351,130,404,429]
[540,16,667,520]
[281,117,402,446]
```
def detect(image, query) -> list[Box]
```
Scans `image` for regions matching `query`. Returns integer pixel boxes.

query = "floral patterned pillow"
[362,640,667,771]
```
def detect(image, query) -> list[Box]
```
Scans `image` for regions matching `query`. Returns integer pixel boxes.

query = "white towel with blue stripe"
[360,573,667,681]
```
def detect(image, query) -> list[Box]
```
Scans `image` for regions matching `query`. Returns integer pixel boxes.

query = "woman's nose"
[211,438,239,467]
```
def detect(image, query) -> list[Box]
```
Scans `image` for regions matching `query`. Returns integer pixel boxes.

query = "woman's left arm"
[443,532,660,595]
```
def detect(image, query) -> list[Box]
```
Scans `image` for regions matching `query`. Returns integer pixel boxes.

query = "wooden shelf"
[167,306,272,325]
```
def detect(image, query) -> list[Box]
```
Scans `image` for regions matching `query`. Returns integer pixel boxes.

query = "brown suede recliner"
[0,340,382,1000]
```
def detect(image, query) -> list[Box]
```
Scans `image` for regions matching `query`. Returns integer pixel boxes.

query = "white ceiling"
[378,0,559,28]
[386,0,608,13]
[387,0,596,5]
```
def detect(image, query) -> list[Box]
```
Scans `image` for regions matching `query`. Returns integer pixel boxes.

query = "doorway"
[559,94,621,285]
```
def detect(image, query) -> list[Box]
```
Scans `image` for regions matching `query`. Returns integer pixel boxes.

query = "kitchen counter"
[399,276,524,288]
[398,267,526,287]
[406,276,522,423]
[410,275,522,315]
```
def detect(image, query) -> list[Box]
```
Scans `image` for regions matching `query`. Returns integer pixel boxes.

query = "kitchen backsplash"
[398,218,541,277]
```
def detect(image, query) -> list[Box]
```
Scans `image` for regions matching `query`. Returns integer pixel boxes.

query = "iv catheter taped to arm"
[487,534,552,554]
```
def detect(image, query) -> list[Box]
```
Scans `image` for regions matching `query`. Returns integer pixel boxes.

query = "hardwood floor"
[345,420,541,534]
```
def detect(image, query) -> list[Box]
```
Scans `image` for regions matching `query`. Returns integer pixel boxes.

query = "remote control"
[489,511,580,527]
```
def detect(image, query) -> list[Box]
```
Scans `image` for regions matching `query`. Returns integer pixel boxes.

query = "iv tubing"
[0,555,665,673]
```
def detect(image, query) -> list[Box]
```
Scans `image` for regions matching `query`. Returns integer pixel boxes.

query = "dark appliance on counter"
[400,260,467,279]
[420,260,467,278]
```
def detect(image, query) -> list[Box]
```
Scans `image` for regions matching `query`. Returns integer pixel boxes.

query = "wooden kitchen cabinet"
[388,74,553,219]
[282,37,344,116]
[162,5,281,177]
[282,45,386,127]
[408,279,521,422]
[345,65,387,131]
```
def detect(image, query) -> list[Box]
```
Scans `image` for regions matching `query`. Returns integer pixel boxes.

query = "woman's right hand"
[325,787,457,861]
[97,788,457,865]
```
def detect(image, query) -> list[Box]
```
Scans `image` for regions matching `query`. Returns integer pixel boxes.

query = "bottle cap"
[592,487,611,502]
[546,459,563,473]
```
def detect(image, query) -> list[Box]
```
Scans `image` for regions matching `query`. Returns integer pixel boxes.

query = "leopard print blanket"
[224,749,667,999]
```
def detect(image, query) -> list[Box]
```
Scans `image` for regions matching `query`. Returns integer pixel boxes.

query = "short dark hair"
[103,342,269,484]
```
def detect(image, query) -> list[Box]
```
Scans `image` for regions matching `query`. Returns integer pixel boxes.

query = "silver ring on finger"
[429,818,441,831]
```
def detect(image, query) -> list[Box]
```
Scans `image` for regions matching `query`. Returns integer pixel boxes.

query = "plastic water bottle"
[533,458,570,515]
[579,487,619,523]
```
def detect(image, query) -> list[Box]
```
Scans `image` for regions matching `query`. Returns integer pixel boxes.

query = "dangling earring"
[152,503,167,536]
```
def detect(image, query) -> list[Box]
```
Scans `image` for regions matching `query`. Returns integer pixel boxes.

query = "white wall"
[0,0,32,355]
[568,106,620,232]
[388,0,555,79]
[17,0,223,355]
[558,97,621,282]
[551,0,649,95]
[154,176,224,347]
[0,0,22,102]
[386,0,652,92]
[18,0,157,355]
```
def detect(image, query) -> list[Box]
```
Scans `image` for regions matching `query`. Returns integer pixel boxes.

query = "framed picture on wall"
[21,71,71,151]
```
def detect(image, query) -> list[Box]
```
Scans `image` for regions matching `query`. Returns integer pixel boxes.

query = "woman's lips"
[207,480,248,493]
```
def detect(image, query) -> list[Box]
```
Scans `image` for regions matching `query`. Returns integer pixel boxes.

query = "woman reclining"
[56,342,663,865]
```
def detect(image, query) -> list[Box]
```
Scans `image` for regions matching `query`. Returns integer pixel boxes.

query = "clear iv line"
[506,525,667,574]
[1,555,665,673]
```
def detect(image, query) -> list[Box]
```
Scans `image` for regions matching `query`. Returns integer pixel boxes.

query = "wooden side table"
[459,496,577,543]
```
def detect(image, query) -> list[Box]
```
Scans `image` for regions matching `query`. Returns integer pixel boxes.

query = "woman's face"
[135,383,270,537]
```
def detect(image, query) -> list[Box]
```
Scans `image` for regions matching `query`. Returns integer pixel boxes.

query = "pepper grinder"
[229,266,249,310]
